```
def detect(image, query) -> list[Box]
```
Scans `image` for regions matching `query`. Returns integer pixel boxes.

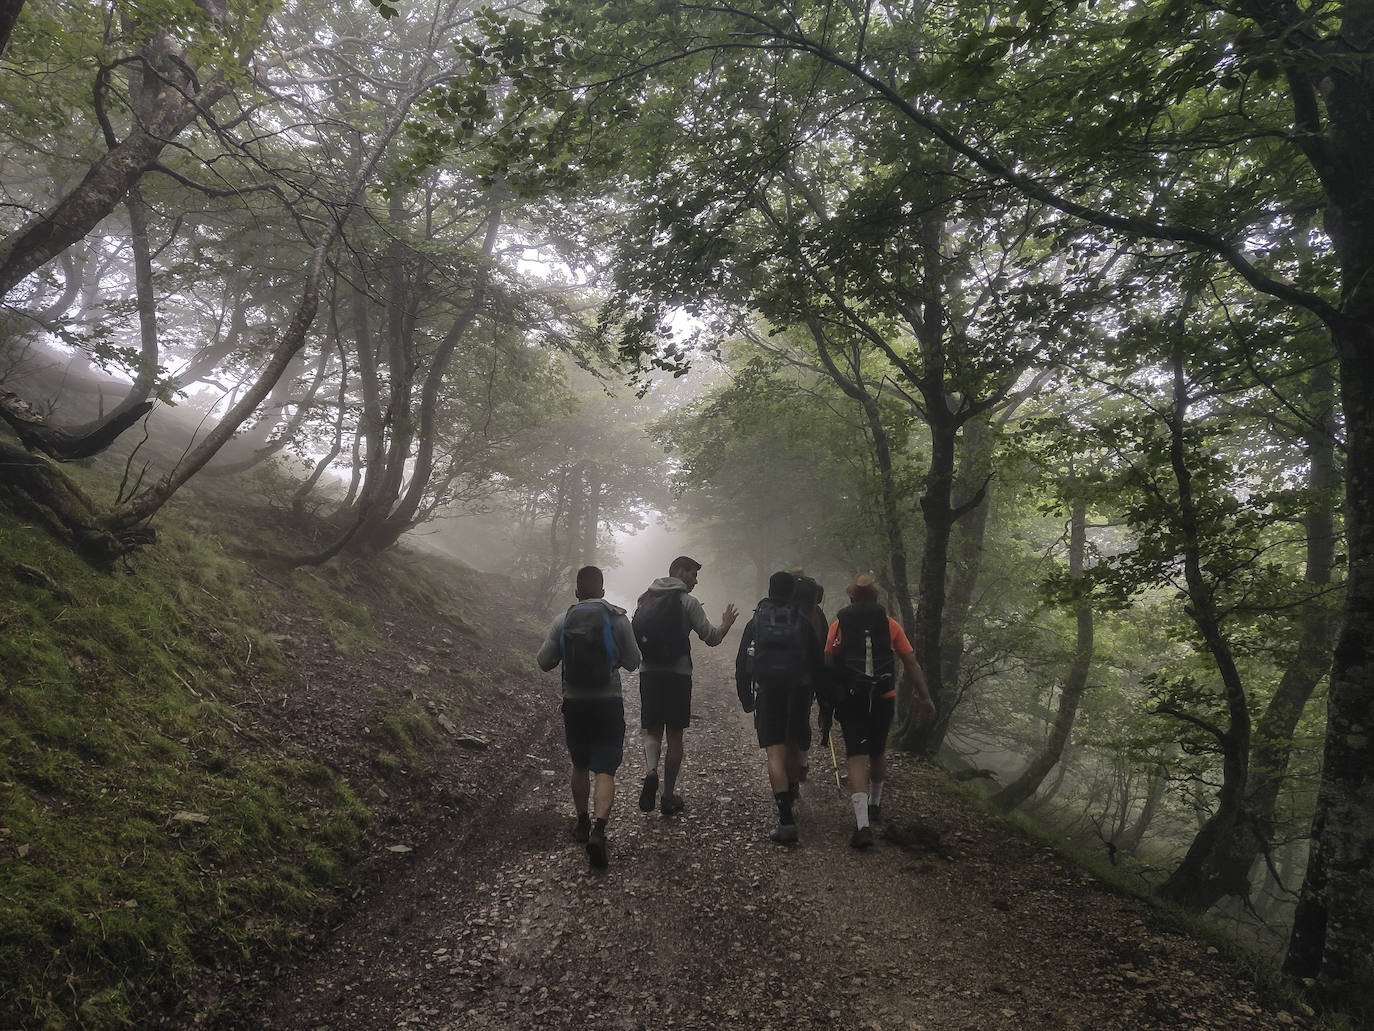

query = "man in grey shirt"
[631,555,738,816]
[537,565,641,868]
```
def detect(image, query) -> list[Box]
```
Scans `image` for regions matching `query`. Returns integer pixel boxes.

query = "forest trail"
[222,641,1305,1031]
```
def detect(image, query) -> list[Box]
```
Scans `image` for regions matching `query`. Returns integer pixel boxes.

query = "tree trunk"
[1158,343,1254,909]
[896,396,958,755]
[1285,315,1374,1017]
[1119,760,1169,855]
[351,206,502,554]
[0,0,26,62]
[992,495,1094,810]
[0,63,233,301]
[207,348,327,476]
[1172,366,1339,912]
[939,414,993,701]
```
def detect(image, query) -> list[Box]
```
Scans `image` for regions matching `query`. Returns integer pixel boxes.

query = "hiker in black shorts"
[736,571,824,844]
[536,566,642,868]
[787,572,828,791]
[631,555,738,816]
[824,573,935,849]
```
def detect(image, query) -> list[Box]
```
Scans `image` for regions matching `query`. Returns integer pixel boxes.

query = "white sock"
[851,792,870,828]
[870,781,885,807]
[644,737,662,776]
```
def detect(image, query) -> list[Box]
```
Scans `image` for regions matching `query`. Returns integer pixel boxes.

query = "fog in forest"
[4,0,1372,1020]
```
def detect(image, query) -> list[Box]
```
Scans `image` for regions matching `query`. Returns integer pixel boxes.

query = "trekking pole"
[828,733,841,786]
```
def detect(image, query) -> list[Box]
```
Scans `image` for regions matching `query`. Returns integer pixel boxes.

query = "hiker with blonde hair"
[824,573,935,849]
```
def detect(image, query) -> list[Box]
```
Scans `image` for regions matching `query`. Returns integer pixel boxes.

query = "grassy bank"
[0,502,372,1028]
[0,440,515,1031]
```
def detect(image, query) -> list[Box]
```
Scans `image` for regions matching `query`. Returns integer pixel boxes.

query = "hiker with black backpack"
[787,572,829,790]
[824,573,935,850]
[631,555,739,817]
[536,565,642,869]
[735,570,824,844]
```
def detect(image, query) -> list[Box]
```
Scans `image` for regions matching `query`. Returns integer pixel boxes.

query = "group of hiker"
[535,555,935,869]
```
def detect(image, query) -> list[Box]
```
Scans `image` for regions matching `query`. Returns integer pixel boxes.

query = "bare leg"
[592,772,615,820]
[641,727,664,774]
[570,766,590,814]
[663,726,685,796]
[766,744,790,794]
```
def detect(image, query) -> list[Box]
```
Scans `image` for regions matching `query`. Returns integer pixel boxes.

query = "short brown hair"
[846,573,880,603]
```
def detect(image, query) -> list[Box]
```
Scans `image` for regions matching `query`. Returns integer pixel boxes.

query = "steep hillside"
[1,470,550,1029]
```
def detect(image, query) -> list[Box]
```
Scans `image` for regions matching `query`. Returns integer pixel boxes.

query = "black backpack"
[632,589,689,664]
[836,601,894,700]
[560,602,617,692]
[750,598,806,684]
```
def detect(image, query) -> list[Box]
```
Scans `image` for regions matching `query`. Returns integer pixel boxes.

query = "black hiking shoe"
[868,803,882,824]
[638,772,659,813]
[660,793,684,816]
[850,825,875,850]
[573,812,591,843]
[770,822,799,845]
[586,827,609,869]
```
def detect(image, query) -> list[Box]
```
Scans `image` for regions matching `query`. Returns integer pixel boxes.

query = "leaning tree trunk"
[0,36,234,300]
[207,348,327,476]
[99,100,417,533]
[992,494,1094,810]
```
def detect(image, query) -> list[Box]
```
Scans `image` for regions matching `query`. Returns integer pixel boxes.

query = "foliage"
[651,347,917,594]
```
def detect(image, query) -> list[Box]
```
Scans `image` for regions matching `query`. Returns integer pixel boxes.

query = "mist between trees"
[2,0,1372,1022]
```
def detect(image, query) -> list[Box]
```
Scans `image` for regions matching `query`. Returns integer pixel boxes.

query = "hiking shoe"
[850,825,875,850]
[586,827,609,869]
[572,813,591,843]
[660,793,684,816]
[770,822,799,845]
[638,772,659,813]
[868,803,882,824]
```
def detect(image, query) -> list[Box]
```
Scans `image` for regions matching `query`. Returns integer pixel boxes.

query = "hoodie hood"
[647,576,690,593]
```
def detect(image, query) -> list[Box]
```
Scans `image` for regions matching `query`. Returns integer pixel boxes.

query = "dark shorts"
[836,692,895,758]
[753,681,812,749]
[562,697,626,775]
[795,684,814,751]
[639,670,693,731]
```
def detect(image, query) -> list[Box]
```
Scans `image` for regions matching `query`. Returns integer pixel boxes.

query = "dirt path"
[227,643,1308,1031]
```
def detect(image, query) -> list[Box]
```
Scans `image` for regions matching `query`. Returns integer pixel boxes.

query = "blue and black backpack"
[560,602,617,692]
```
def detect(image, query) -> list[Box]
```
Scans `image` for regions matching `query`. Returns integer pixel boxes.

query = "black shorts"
[752,687,802,753]
[753,681,811,748]
[639,670,693,730]
[562,697,626,774]
[795,684,814,751]
[836,692,895,758]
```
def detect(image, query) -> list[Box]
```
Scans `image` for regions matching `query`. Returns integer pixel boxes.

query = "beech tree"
[0,0,502,564]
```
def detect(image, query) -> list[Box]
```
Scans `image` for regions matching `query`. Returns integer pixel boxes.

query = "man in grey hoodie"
[631,555,738,816]
[537,565,642,868]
